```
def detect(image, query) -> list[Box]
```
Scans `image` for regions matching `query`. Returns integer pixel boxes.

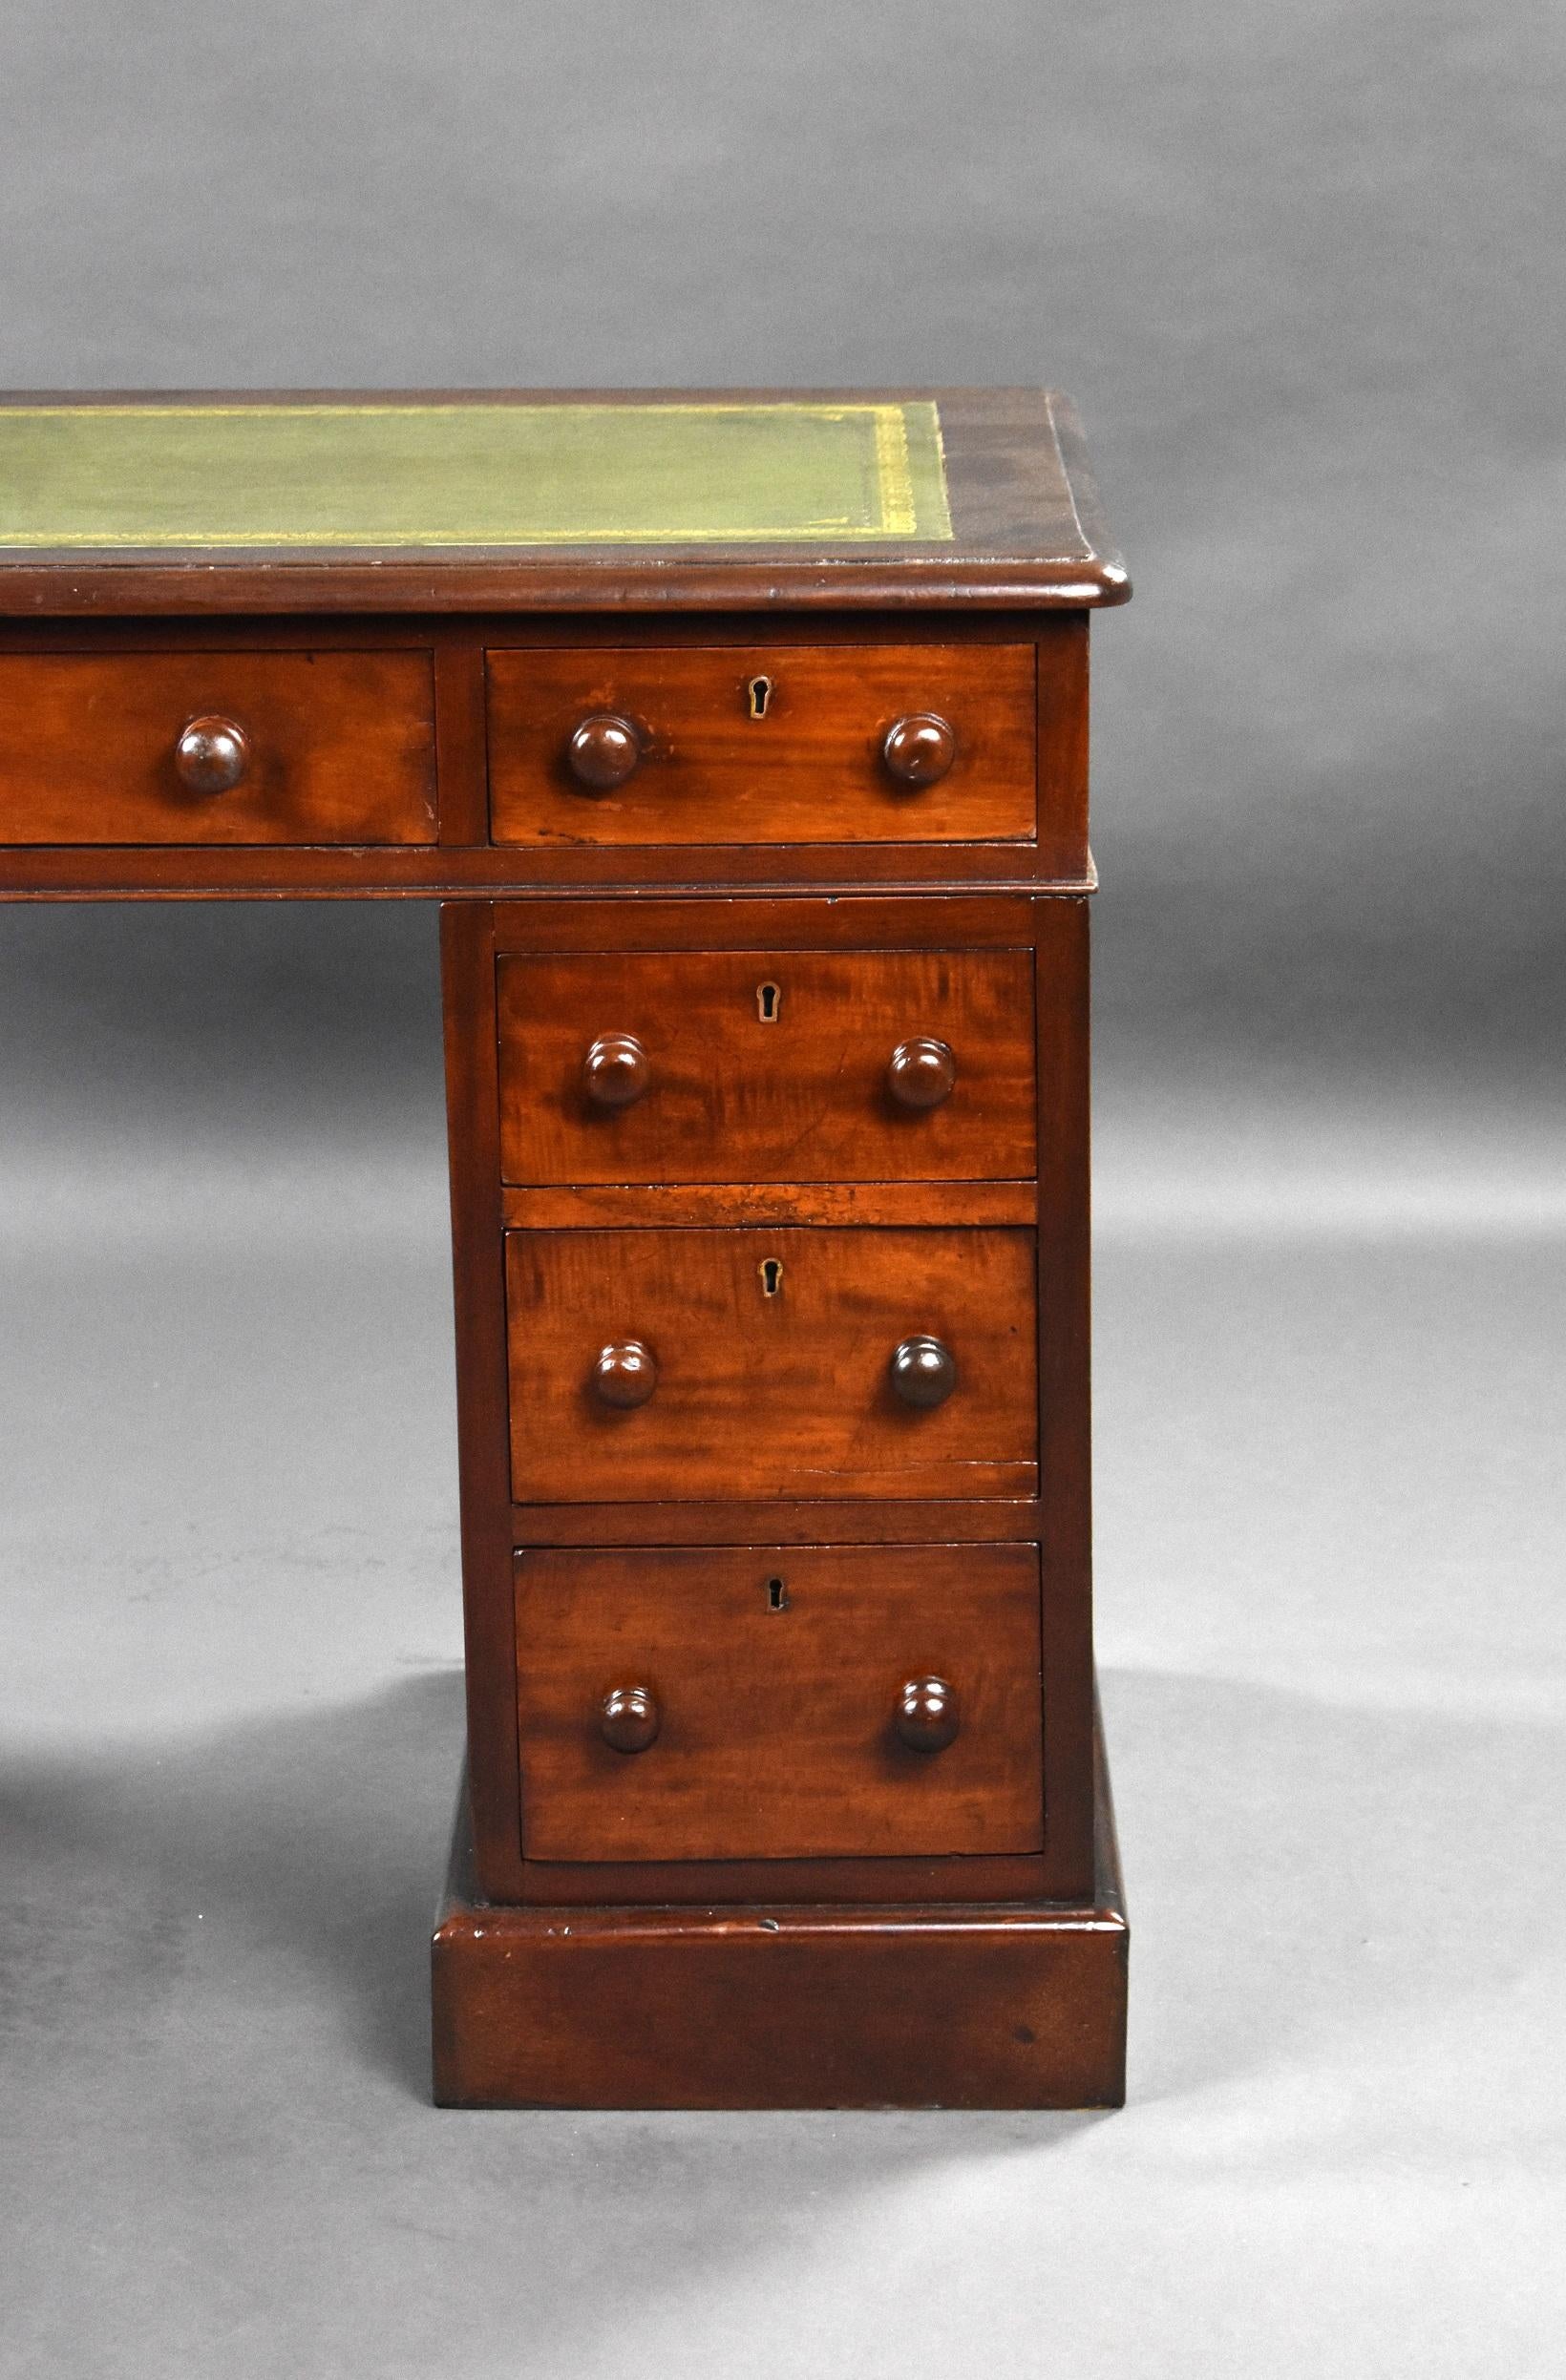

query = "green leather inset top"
[0,399,953,549]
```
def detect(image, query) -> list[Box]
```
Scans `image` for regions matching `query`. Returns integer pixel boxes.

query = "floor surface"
[2,1007,1561,2377]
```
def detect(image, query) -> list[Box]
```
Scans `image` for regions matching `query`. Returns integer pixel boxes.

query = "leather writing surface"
[0,399,953,549]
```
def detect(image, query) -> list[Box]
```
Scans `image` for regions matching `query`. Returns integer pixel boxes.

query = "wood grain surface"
[440,904,529,1900]
[497,946,1036,1185]
[500,1182,1038,1229]
[504,1224,1039,1503]
[486,642,1035,845]
[0,649,436,846]
[0,622,1094,896]
[514,1541,1044,1862]
[432,1707,1128,2108]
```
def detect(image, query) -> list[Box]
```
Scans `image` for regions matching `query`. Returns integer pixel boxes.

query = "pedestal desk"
[0,390,1132,2108]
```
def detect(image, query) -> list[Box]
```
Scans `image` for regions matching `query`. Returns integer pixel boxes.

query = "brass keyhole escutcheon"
[758,1257,784,1297]
[747,674,773,720]
[755,979,781,1023]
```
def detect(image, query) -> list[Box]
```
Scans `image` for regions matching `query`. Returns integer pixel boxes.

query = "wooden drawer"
[0,651,436,845]
[497,947,1036,1186]
[505,1225,1037,1502]
[515,1543,1045,1862]
[485,644,1035,845]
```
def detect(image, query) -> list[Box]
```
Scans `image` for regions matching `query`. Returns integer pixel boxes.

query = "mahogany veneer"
[504,1224,1040,1503]
[486,642,1037,845]
[433,1709,1128,2110]
[515,1542,1045,1864]
[0,648,436,845]
[0,388,1130,2109]
[497,946,1038,1186]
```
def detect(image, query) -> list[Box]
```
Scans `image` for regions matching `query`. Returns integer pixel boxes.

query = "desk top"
[0,387,1127,616]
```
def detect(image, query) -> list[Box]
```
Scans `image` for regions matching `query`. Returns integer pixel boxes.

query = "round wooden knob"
[882,712,956,788]
[582,1032,651,1108]
[567,713,642,790]
[174,715,250,796]
[890,1335,957,1408]
[591,1340,658,1409]
[600,1685,660,1753]
[886,1037,956,1109]
[897,1676,960,1753]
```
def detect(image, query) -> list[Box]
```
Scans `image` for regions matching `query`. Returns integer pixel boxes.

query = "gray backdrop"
[1,6,1561,2378]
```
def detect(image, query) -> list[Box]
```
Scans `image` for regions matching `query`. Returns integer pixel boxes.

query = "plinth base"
[432,1721,1128,2110]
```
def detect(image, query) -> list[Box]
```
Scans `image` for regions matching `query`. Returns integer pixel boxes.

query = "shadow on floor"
[2,1662,1555,2121]
[0,1667,465,2101]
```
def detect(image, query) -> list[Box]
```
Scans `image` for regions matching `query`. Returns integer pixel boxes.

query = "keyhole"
[759,1257,784,1297]
[756,980,781,1023]
[748,674,773,720]
[767,1575,789,1611]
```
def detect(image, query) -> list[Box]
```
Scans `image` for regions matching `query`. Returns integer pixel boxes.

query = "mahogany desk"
[0,390,1132,2107]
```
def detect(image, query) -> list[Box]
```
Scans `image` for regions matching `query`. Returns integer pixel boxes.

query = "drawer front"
[505,1226,1037,1502]
[497,947,1037,1186]
[486,644,1035,845]
[516,1543,1045,1862]
[0,652,436,845]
